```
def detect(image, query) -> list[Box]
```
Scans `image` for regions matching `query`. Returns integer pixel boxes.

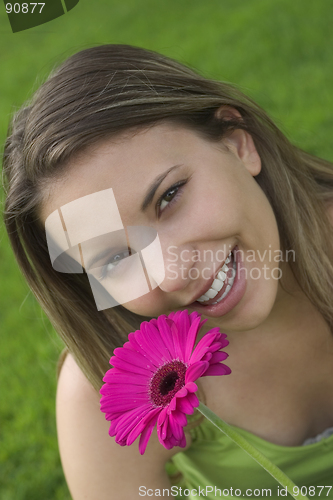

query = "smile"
[189,244,246,317]
[196,249,236,306]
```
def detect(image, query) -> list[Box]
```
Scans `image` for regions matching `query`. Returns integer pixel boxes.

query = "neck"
[197,261,333,444]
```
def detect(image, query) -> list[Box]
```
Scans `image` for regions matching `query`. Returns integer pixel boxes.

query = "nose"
[157,242,196,293]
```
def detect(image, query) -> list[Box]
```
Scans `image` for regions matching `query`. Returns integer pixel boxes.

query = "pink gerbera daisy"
[100,310,231,454]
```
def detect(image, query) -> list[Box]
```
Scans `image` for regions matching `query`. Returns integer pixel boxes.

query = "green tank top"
[166,418,333,499]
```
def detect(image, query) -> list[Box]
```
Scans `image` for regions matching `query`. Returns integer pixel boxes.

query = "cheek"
[250,186,280,253]
[174,176,244,242]
[202,163,254,228]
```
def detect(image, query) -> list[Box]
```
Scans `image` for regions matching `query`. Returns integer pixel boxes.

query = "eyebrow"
[140,164,183,212]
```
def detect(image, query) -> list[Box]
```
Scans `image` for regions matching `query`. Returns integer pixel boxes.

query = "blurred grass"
[0,0,332,498]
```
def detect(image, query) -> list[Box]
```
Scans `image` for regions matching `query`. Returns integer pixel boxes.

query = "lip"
[188,245,246,317]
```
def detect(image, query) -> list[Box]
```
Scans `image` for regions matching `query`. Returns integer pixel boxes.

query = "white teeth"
[196,249,234,303]
[211,284,232,305]
[197,294,209,302]
[211,278,224,292]
[205,288,218,299]
[211,259,237,304]
[197,275,224,302]
[217,270,226,281]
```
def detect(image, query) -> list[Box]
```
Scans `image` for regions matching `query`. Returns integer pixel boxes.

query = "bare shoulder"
[56,353,189,500]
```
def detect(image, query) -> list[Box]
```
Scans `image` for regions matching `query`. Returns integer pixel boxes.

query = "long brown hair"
[3,44,333,391]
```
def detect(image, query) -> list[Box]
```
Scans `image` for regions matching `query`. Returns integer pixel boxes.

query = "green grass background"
[0,1,332,498]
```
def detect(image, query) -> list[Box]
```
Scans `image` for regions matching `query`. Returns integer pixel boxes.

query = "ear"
[215,105,261,177]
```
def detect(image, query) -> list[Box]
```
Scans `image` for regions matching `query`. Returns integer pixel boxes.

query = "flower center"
[149,360,187,407]
[159,371,178,395]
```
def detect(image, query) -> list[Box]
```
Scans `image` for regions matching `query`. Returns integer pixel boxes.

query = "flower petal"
[198,317,208,330]
[100,385,148,397]
[185,381,198,393]
[157,315,176,358]
[102,371,148,386]
[185,361,209,383]
[168,416,184,440]
[180,435,187,448]
[139,418,158,455]
[169,320,185,360]
[184,315,202,362]
[127,331,158,362]
[157,407,168,427]
[188,332,218,364]
[127,408,160,449]
[138,323,172,364]
[176,395,196,414]
[202,363,232,377]
[171,310,191,356]
[100,399,148,413]
[113,405,151,435]
[208,341,227,353]
[169,409,188,427]
[123,341,137,352]
[161,438,174,450]
[175,386,188,398]
[112,348,157,370]
[100,394,149,407]
[109,389,148,399]
[201,352,213,362]
[117,406,153,442]
[168,396,177,412]
[110,357,153,377]
[186,392,199,408]
[210,351,229,363]
[159,413,169,441]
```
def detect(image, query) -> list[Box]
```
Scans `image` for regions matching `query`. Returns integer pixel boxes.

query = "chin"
[227,279,279,332]
[201,270,280,334]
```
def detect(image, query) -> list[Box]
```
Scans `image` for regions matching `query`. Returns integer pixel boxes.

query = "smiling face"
[41,118,283,332]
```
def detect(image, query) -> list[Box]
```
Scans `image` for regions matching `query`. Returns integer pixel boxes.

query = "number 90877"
[5,3,45,14]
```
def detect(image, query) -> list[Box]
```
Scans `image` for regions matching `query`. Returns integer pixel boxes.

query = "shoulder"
[56,353,190,500]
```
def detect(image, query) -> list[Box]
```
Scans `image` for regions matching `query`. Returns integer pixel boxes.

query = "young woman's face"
[41,119,282,332]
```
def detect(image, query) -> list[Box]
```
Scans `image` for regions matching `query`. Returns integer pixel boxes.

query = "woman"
[3,44,333,499]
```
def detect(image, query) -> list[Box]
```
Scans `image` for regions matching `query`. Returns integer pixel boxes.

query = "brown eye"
[160,187,179,210]
[157,179,188,215]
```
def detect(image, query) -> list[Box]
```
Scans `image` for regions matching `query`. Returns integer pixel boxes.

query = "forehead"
[40,123,201,223]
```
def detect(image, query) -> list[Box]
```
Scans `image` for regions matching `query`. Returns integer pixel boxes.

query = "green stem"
[197,403,309,500]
